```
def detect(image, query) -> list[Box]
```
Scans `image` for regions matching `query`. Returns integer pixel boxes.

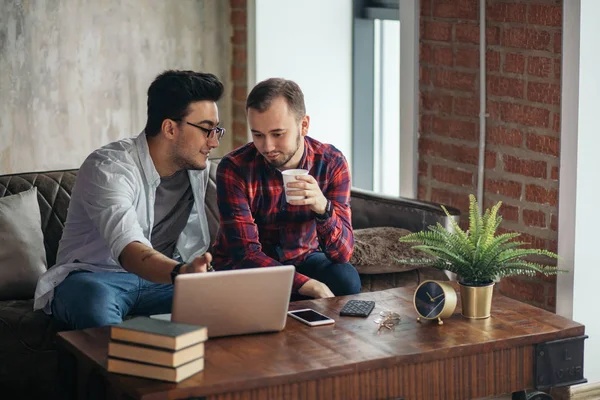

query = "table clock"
[413,280,457,325]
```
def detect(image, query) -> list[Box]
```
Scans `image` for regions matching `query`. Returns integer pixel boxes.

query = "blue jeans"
[296,252,361,296]
[51,271,173,330]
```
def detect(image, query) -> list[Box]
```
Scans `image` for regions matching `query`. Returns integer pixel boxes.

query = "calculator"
[339,300,376,317]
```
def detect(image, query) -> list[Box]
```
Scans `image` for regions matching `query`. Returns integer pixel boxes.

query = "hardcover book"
[107,356,204,383]
[108,340,205,368]
[110,317,207,351]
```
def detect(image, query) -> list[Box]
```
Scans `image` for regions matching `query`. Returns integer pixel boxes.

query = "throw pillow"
[0,187,47,300]
[351,227,428,274]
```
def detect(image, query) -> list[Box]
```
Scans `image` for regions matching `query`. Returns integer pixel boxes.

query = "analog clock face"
[415,281,446,319]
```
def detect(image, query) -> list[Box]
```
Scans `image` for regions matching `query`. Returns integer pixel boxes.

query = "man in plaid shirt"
[211,78,360,299]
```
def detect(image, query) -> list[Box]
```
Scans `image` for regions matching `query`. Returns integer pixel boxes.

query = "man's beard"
[266,132,302,168]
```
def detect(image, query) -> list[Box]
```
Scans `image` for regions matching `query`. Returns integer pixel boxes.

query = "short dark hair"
[145,70,224,137]
[246,78,306,121]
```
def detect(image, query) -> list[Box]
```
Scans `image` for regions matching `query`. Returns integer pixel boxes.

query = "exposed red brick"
[232,121,247,136]
[233,47,246,64]
[546,294,555,311]
[432,0,478,20]
[421,0,432,16]
[230,0,246,9]
[527,82,560,105]
[487,2,527,23]
[485,179,522,199]
[420,66,431,85]
[486,100,501,119]
[499,203,519,222]
[487,126,523,148]
[231,10,246,25]
[528,4,562,27]
[232,28,246,45]
[419,159,429,177]
[432,69,476,91]
[421,91,453,114]
[554,58,561,80]
[517,233,548,252]
[525,184,558,206]
[423,21,453,41]
[454,97,479,117]
[455,47,479,68]
[485,150,497,169]
[420,43,432,63]
[456,23,500,45]
[499,102,550,128]
[501,276,546,303]
[526,134,559,157]
[232,66,245,82]
[431,165,473,186]
[523,209,546,228]
[551,214,558,231]
[528,56,552,78]
[419,138,479,165]
[432,117,478,141]
[430,188,471,211]
[418,184,428,201]
[233,85,247,102]
[420,115,433,133]
[502,27,551,51]
[554,32,562,54]
[433,46,454,66]
[487,76,525,99]
[503,53,525,74]
[503,154,547,178]
[553,113,560,133]
[487,50,501,72]
[551,166,559,180]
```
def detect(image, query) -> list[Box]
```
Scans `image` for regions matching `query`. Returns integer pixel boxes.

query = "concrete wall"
[0,0,232,174]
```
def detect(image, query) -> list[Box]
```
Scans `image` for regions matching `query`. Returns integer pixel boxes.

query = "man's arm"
[119,242,210,283]
[314,156,354,263]
[78,155,209,283]
[287,154,354,263]
[215,158,310,291]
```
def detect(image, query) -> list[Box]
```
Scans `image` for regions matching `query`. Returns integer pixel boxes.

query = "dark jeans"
[51,271,173,330]
[296,252,361,296]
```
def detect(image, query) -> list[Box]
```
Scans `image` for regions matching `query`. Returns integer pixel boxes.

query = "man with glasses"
[34,70,224,329]
[212,78,361,299]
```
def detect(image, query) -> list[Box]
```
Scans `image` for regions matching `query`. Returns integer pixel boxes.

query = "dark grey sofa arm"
[350,187,461,233]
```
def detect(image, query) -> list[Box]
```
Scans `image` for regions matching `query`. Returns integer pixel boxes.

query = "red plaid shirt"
[211,136,354,292]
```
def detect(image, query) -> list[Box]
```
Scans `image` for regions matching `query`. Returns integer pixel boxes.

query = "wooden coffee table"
[57,287,586,400]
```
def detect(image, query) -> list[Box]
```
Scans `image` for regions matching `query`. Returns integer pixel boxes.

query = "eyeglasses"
[180,120,226,142]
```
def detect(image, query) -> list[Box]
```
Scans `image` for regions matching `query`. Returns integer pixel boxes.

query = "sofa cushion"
[351,227,429,274]
[0,187,47,300]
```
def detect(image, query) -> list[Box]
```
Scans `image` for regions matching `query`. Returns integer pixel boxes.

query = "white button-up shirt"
[34,132,211,313]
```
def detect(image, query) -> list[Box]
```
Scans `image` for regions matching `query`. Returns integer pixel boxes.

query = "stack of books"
[107,316,207,383]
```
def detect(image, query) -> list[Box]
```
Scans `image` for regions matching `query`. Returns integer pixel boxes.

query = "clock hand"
[425,299,445,319]
[426,292,434,302]
[431,293,444,301]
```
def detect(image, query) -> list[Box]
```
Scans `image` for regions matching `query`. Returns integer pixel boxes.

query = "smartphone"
[287,308,335,326]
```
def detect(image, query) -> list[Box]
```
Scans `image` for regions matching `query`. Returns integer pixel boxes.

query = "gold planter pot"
[459,282,495,319]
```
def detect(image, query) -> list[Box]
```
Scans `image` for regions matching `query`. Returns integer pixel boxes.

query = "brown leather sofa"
[0,159,459,399]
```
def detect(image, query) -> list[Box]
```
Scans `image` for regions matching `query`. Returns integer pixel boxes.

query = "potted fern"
[398,194,560,319]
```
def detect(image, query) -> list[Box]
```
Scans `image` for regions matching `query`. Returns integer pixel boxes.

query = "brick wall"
[230,0,249,149]
[419,0,562,311]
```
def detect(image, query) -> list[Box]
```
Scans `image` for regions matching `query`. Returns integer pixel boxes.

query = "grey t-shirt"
[151,170,194,258]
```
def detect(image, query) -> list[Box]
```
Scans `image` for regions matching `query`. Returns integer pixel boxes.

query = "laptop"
[155,265,295,338]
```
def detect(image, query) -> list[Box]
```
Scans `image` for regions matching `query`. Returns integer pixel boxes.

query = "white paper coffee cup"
[281,169,309,203]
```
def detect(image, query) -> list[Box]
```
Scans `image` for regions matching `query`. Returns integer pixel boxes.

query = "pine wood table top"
[57,286,585,400]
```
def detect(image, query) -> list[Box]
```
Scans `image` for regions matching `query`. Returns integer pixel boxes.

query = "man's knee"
[331,263,361,296]
[52,274,124,330]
